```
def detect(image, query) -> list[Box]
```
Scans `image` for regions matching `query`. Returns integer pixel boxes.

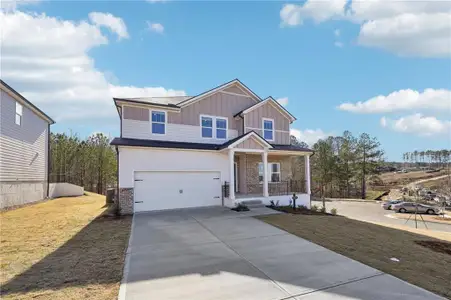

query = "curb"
[385,213,451,225]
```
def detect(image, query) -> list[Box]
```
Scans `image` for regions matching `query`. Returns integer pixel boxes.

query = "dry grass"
[420,176,451,190]
[378,170,448,187]
[257,214,451,299]
[0,193,132,300]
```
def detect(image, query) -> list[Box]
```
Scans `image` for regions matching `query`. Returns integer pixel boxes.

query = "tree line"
[292,131,384,199]
[50,132,117,195]
[402,150,450,168]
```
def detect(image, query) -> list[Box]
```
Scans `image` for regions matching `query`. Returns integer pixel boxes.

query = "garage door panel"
[134,171,222,212]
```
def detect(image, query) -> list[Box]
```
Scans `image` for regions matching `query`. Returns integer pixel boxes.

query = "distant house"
[0,80,55,209]
[111,79,313,214]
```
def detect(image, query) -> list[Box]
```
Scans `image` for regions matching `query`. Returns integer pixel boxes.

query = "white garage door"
[133,171,222,212]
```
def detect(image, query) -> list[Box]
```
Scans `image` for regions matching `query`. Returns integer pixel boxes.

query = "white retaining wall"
[49,183,84,198]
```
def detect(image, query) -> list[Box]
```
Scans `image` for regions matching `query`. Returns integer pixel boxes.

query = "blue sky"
[1,0,450,161]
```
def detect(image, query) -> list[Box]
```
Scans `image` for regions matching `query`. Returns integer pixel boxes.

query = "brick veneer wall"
[118,188,134,215]
[243,154,293,195]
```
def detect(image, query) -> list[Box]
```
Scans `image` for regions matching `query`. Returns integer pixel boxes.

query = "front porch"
[221,132,312,208]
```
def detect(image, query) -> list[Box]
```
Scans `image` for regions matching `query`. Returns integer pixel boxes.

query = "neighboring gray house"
[0,80,55,209]
[111,79,313,214]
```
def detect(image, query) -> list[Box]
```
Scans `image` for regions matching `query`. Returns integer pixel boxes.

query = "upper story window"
[263,118,274,141]
[151,111,166,134]
[201,115,227,139]
[216,118,227,139]
[15,101,23,126]
[201,116,213,138]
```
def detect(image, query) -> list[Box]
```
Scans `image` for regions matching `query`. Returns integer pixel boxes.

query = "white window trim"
[200,114,228,140]
[15,101,23,126]
[150,110,167,135]
[258,162,281,183]
[262,118,274,142]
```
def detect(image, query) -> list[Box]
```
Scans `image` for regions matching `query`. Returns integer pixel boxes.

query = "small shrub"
[298,205,308,210]
[331,208,338,215]
[320,206,326,213]
[269,200,275,208]
[232,203,250,212]
[311,205,318,212]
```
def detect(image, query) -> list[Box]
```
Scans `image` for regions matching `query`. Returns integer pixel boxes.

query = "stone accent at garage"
[119,188,134,215]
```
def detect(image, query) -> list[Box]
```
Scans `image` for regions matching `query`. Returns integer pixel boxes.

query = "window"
[201,116,213,138]
[15,101,22,126]
[151,111,166,134]
[216,118,227,139]
[258,162,281,183]
[201,115,228,139]
[263,119,274,141]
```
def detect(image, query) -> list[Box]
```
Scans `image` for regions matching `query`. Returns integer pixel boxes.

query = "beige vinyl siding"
[0,90,48,182]
[235,118,243,135]
[245,101,290,130]
[244,101,290,145]
[123,106,149,121]
[235,137,265,149]
[222,85,248,95]
[169,93,256,129]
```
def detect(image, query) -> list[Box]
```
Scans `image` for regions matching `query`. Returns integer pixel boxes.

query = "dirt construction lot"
[0,193,132,300]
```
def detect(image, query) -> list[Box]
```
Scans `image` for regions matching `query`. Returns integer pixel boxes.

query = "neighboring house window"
[263,119,274,141]
[201,116,213,138]
[258,162,281,183]
[216,118,227,139]
[151,111,166,134]
[15,101,23,126]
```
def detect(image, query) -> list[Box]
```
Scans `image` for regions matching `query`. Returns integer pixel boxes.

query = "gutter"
[47,123,51,198]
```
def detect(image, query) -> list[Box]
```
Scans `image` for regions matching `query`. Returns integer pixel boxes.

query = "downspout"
[115,146,120,213]
[47,123,51,198]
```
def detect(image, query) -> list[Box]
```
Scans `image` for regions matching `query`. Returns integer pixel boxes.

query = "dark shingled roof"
[111,134,314,153]
[113,98,180,109]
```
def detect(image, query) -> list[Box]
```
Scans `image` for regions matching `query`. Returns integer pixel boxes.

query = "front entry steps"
[240,199,265,209]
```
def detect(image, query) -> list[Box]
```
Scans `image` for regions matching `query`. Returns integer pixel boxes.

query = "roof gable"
[178,79,261,108]
[224,131,273,149]
[239,97,296,123]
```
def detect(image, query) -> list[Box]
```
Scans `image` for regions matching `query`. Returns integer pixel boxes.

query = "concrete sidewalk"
[120,207,445,300]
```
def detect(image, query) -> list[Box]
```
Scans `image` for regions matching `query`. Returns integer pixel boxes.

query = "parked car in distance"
[392,202,440,215]
[382,200,403,210]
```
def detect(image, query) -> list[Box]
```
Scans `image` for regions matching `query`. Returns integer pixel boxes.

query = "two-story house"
[0,80,55,209]
[111,79,313,214]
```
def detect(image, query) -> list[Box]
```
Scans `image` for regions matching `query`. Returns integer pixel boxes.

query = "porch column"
[305,155,311,194]
[262,151,269,197]
[229,149,235,200]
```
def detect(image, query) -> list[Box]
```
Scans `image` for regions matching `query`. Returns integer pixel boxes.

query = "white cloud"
[380,116,387,127]
[280,0,347,27]
[0,10,185,123]
[276,97,288,106]
[290,128,333,146]
[334,29,340,37]
[146,0,167,3]
[334,41,343,48]
[1,0,39,11]
[382,114,451,137]
[358,13,451,57]
[147,22,164,34]
[280,0,451,57]
[338,89,451,114]
[88,12,129,40]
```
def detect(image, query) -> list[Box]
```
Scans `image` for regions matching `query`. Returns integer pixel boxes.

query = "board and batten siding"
[244,102,290,145]
[122,91,256,143]
[0,90,48,182]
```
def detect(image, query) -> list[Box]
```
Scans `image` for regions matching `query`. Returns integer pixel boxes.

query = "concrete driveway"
[120,207,444,300]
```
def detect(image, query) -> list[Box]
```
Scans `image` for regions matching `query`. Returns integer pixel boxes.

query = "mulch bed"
[414,240,451,256]
[267,205,333,216]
